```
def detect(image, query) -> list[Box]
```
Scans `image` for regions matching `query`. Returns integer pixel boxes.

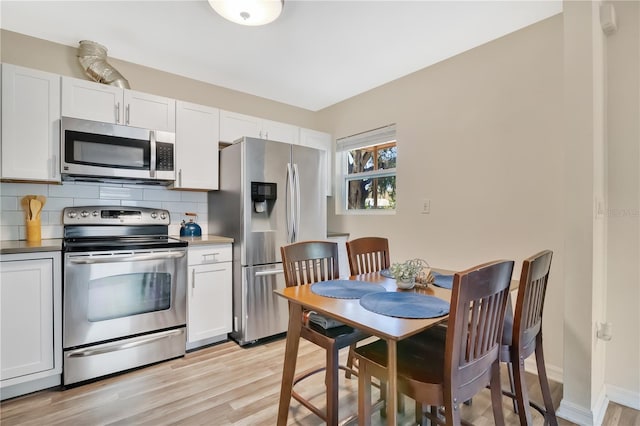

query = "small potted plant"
[389,258,430,289]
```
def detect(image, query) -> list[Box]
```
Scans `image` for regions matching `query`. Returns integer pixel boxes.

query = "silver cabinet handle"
[66,329,184,358]
[179,169,183,187]
[125,103,130,125]
[192,268,196,288]
[68,250,186,264]
[115,102,120,123]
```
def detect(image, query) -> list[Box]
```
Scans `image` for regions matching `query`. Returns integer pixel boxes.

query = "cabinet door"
[1,64,61,182]
[174,101,219,190]
[1,258,54,380]
[261,119,299,144]
[187,262,232,342]
[299,128,333,196]
[124,90,176,132]
[219,110,260,143]
[61,76,122,124]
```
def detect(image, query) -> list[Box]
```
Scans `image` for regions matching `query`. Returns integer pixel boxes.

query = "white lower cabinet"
[0,252,62,400]
[187,244,232,349]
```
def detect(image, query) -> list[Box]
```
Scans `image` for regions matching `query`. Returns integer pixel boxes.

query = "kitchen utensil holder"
[26,218,41,243]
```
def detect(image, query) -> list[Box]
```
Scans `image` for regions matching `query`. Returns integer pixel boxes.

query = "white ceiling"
[0,1,562,111]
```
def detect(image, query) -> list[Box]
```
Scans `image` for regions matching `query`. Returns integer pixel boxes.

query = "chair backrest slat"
[281,241,340,287]
[346,237,391,276]
[446,259,514,402]
[514,250,553,354]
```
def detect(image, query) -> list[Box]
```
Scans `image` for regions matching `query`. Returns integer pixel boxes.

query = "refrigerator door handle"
[293,163,301,242]
[255,269,285,277]
[286,163,295,243]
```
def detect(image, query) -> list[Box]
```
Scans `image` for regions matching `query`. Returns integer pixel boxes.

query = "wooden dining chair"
[354,259,514,426]
[280,240,369,425]
[499,250,558,425]
[346,237,391,275]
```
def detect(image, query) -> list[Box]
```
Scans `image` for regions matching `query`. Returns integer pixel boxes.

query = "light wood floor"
[1,336,637,425]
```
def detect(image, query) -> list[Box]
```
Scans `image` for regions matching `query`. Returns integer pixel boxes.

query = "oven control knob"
[160,212,167,220]
[80,210,89,218]
[67,211,78,219]
[92,210,99,217]
[150,211,158,219]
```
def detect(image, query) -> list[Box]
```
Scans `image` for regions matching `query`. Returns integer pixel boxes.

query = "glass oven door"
[63,248,187,349]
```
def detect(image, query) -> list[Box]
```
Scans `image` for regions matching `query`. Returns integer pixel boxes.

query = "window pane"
[347,143,396,175]
[377,145,396,170]
[347,176,396,210]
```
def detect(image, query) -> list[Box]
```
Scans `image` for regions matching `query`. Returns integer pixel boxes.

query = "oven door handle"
[65,329,184,358]
[67,251,186,264]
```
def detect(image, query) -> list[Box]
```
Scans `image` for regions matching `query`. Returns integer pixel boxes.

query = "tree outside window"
[346,141,396,210]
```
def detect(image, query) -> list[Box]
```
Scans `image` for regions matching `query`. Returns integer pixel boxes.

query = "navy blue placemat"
[380,268,393,278]
[311,280,386,299]
[359,292,450,319]
[432,271,454,289]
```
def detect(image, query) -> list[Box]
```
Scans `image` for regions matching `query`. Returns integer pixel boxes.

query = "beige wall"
[0,30,322,131]
[605,0,640,407]
[319,16,565,373]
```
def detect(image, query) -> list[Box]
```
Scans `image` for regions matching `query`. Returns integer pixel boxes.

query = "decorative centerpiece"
[389,258,431,290]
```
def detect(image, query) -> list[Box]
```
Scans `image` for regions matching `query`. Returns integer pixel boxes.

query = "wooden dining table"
[275,269,458,426]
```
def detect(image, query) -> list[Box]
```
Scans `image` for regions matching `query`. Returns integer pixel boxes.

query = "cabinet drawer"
[188,245,232,265]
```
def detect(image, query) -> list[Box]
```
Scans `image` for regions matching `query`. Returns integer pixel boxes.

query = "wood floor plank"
[1,337,638,425]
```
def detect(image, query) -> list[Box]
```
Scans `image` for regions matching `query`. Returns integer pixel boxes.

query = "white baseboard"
[557,398,600,426]
[607,384,640,411]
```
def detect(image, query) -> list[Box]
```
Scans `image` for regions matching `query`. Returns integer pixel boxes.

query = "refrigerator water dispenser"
[251,182,276,213]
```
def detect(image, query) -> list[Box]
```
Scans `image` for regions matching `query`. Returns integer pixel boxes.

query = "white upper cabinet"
[61,76,176,132]
[174,101,220,191]
[1,64,61,182]
[261,119,299,144]
[219,110,260,143]
[219,110,298,144]
[125,90,176,131]
[299,127,333,196]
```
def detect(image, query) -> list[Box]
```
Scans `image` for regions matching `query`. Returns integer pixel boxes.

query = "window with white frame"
[336,124,397,213]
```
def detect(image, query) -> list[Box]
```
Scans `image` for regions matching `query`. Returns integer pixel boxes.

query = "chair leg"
[346,343,356,379]
[326,343,340,425]
[506,360,519,414]
[490,360,507,426]
[535,336,558,426]
[358,360,372,426]
[512,353,534,426]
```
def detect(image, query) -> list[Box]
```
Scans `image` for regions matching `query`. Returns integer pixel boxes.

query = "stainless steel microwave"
[61,117,175,184]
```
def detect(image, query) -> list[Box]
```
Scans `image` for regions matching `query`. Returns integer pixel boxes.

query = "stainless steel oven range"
[62,206,187,386]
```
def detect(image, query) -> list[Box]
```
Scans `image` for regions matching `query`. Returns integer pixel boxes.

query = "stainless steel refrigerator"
[208,137,327,345]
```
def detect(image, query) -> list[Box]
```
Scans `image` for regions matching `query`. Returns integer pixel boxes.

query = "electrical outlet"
[421,199,431,214]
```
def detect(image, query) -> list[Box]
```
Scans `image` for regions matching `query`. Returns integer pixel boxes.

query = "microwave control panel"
[156,142,174,171]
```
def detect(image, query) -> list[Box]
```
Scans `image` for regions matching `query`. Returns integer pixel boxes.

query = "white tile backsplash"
[0,182,211,240]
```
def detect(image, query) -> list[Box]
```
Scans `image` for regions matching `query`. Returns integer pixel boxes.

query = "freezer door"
[242,138,292,266]
[233,264,288,345]
[292,144,327,242]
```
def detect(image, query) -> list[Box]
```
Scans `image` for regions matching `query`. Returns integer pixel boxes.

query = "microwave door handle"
[149,130,156,178]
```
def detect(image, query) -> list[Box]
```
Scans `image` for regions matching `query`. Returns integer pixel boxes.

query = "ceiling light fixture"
[208,0,284,26]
